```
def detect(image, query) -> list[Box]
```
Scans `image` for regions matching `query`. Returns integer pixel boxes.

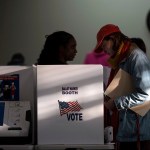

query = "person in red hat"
[94,24,150,150]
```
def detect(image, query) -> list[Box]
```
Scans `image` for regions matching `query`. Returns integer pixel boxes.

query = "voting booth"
[0,65,115,150]
[0,66,35,148]
[37,65,106,149]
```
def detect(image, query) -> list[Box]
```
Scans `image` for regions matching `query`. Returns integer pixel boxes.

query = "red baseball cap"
[94,24,121,53]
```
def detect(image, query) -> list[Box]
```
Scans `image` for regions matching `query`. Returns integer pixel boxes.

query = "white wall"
[0,0,150,65]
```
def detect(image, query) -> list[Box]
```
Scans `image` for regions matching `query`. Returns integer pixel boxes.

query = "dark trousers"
[118,141,150,150]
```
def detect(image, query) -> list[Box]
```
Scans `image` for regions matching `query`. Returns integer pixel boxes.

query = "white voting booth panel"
[37,65,104,145]
[35,144,114,150]
[0,66,35,144]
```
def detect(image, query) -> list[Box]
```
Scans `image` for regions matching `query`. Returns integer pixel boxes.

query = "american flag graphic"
[58,100,82,116]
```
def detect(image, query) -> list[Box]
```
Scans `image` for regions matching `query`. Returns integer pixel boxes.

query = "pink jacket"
[84,51,110,67]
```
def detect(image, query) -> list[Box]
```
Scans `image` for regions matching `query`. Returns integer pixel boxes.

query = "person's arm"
[115,49,150,110]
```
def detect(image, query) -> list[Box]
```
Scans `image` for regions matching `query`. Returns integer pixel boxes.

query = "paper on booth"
[104,69,150,116]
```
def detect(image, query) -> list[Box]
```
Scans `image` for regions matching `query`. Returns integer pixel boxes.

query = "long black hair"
[37,31,74,65]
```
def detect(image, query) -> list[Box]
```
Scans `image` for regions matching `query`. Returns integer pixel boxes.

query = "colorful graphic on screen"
[0,74,19,101]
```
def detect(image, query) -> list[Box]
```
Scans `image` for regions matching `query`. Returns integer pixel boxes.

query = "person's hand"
[104,98,115,110]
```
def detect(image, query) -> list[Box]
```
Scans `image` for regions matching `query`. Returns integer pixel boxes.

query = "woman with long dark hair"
[36,31,77,65]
